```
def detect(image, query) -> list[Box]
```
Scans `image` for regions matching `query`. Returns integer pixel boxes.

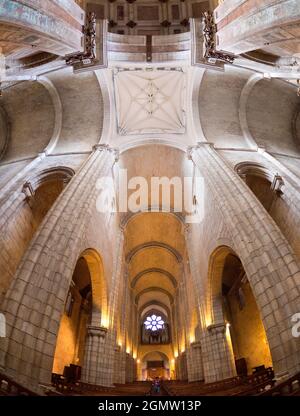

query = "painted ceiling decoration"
[114,68,186,135]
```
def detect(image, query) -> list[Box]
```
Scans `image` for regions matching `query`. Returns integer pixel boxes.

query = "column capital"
[191,341,202,349]
[38,151,47,159]
[87,325,108,337]
[207,322,226,335]
[184,223,191,237]
[187,142,215,159]
[119,222,126,232]
[93,144,119,161]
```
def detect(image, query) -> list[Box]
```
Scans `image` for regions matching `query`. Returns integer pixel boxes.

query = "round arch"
[81,248,108,327]
[207,244,273,375]
[131,268,178,289]
[52,247,108,375]
[135,287,174,306]
[207,245,236,325]
[234,161,277,183]
[141,350,171,364]
[139,301,171,320]
[126,242,183,263]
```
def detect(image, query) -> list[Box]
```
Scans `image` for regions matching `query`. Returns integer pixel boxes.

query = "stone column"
[189,143,300,379]
[185,220,234,382]
[184,225,206,328]
[214,0,300,56]
[186,342,204,382]
[81,325,108,385]
[0,144,118,392]
[113,345,126,384]
[201,323,236,382]
[184,225,207,380]
[97,226,125,387]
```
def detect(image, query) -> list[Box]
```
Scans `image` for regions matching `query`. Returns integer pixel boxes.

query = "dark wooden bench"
[0,372,38,396]
[256,371,300,396]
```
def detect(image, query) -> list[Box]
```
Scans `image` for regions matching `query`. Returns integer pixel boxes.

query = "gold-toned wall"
[227,281,273,373]
[52,287,89,374]
[52,257,92,375]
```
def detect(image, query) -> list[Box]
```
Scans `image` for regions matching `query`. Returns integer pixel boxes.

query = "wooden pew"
[0,372,38,396]
[256,372,300,396]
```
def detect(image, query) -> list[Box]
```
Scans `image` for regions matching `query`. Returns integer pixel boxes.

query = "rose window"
[144,314,164,331]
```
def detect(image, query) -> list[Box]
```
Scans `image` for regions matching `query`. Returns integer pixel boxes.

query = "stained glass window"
[144,314,164,331]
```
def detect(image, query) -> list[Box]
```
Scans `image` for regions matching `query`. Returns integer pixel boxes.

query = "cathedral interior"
[0,0,300,398]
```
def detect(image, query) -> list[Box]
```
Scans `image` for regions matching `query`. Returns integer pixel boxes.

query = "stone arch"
[235,161,276,183]
[234,161,284,203]
[52,248,108,376]
[141,350,171,363]
[235,161,300,258]
[139,349,173,380]
[135,287,174,306]
[207,245,273,375]
[207,245,235,325]
[81,248,108,327]
[126,242,182,263]
[0,166,75,305]
[139,301,171,321]
[131,268,177,289]
[23,166,74,194]
[235,160,286,203]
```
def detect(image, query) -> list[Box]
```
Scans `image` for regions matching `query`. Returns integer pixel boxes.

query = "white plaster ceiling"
[114,69,186,135]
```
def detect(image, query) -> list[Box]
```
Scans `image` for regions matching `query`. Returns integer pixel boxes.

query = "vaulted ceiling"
[124,211,184,315]
[114,68,186,135]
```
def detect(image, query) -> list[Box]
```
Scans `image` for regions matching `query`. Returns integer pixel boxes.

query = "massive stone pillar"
[186,342,204,382]
[184,225,206,381]
[214,0,300,58]
[201,323,236,382]
[81,326,108,385]
[113,345,126,384]
[185,219,236,382]
[189,143,300,380]
[83,227,124,386]
[0,144,118,392]
[0,0,84,57]
[82,226,125,387]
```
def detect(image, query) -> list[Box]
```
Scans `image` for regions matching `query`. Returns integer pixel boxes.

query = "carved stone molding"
[93,144,119,161]
[22,181,35,200]
[234,161,284,196]
[87,325,108,337]
[131,268,178,289]
[0,106,9,161]
[202,11,235,65]
[66,12,97,66]
[126,20,137,29]
[66,14,107,72]
[271,174,284,195]
[161,20,171,28]
[207,322,226,335]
